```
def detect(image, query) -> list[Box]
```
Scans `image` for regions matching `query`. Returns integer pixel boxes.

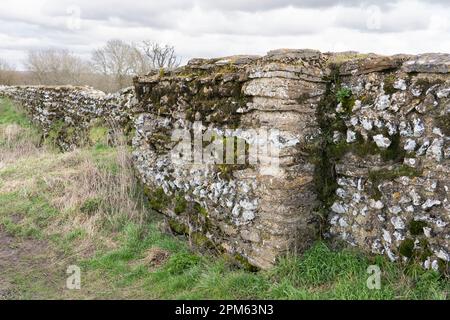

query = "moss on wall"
[409,220,428,236]
[168,218,189,235]
[436,113,450,136]
[145,187,170,212]
[383,74,399,95]
[174,194,188,215]
[368,165,421,200]
[399,238,415,258]
[313,66,341,230]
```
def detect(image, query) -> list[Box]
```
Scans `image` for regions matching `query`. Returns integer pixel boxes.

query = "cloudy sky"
[0,0,449,69]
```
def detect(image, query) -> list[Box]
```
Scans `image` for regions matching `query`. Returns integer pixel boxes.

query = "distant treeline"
[0,39,180,93]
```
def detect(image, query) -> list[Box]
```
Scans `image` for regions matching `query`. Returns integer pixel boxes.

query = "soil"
[0,225,55,299]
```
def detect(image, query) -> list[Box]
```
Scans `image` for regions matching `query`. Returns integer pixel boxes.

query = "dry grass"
[0,112,147,252]
[0,123,42,167]
[49,145,147,234]
[326,52,370,66]
[129,247,171,270]
[0,98,45,167]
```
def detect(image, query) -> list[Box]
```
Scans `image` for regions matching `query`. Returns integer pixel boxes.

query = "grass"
[0,98,31,127]
[327,52,369,67]
[0,97,448,300]
[79,228,448,299]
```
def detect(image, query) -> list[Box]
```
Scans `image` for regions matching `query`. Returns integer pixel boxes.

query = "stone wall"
[0,49,448,271]
[0,85,136,150]
[326,54,450,272]
[132,50,326,269]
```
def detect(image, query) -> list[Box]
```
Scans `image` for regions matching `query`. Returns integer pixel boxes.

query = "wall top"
[135,50,450,85]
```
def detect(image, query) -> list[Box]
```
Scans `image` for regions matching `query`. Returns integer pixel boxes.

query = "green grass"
[0,97,448,300]
[0,192,60,239]
[89,143,123,173]
[0,98,31,126]
[81,225,448,299]
[89,125,109,145]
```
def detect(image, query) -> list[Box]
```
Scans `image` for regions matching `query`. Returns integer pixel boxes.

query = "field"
[0,97,448,300]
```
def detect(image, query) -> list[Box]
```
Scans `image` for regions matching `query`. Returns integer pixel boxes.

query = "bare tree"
[26,49,90,85]
[91,39,145,91]
[17,40,181,91]
[0,59,18,85]
[141,41,180,70]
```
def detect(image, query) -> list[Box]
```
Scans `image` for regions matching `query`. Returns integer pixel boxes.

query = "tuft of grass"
[80,197,103,215]
[336,87,352,104]
[164,252,201,275]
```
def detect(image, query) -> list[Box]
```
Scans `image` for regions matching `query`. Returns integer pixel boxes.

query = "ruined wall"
[325,54,450,272]
[132,50,326,269]
[133,50,449,270]
[0,85,136,150]
[0,50,448,271]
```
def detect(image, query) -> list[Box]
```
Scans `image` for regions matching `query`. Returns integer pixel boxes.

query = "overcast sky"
[1,0,449,69]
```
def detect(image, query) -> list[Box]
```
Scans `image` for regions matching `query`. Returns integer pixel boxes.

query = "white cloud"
[0,0,449,69]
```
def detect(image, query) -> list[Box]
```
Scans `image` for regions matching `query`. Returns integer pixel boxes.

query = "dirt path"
[0,226,64,299]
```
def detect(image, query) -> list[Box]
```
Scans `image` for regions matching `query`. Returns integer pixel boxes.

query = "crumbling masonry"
[1,49,449,271]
